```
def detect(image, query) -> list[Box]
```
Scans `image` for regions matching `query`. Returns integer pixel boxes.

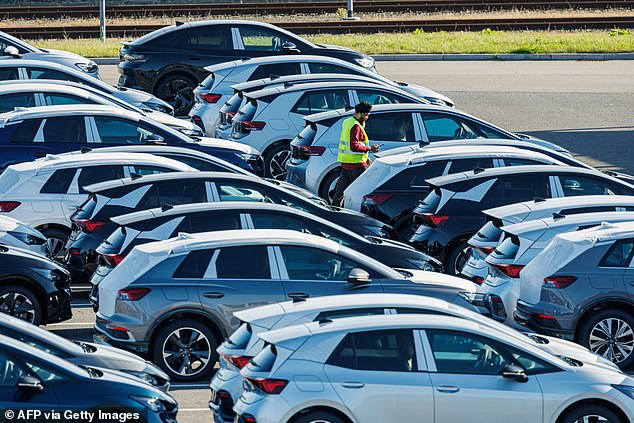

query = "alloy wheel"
[268,150,290,180]
[572,415,612,423]
[161,327,211,377]
[0,292,36,323]
[159,79,194,115]
[453,245,472,275]
[588,317,634,363]
[47,237,66,260]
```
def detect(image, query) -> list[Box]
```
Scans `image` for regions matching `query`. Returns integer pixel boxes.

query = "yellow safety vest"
[338,117,369,164]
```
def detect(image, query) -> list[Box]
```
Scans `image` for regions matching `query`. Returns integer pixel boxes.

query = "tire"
[577,308,634,369]
[559,404,624,423]
[446,240,471,276]
[0,284,43,325]
[151,319,218,382]
[319,169,341,204]
[292,410,347,423]
[40,227,69,260]
[154,74,197,116]
[264,142,291,180]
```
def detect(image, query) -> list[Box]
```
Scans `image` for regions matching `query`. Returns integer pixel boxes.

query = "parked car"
[0,215,47,256]
[211,293,611,422]
[0,334,178,421]
[192,55,452,130]
[1,30,98,77]
[0,59,171,113]
[343,145,565,233]
[286,104,568,202]
[0,105,262,173]
[480,211,634,323]
[230,80,425,179]
[516,221,634,368]
[95,229,478,381]
[212,73,387,138]
[408,166,634,275]
[0,244,71,325]
[0,313,170,391]
[234,314,634,423]
[0,152,194,262]
[67,172,398,286]
[0,80,200,135]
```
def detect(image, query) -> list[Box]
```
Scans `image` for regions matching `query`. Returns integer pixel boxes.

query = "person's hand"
[370,144,380,152]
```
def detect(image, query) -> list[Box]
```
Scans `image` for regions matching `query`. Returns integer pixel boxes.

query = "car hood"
[318,44,365,55]
[144,110,194,131]
[330,205,387,227]
[394,83,454,106]
[90,367,175,402]
[44,48,93,63]
[404,269,475,292]
[195,137,258,154]
[513,134,571,155]
[532,335,619,370]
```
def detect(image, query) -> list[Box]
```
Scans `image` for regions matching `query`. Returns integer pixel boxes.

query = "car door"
[0,118,40,165]
[0,351,60,411]
[363,111,420,154]
[597,239,634,298]
[323,329,433,422]
[273,245,384,301]
[289,89,352,132]
[423,329,543,423]
[62,165,126,220]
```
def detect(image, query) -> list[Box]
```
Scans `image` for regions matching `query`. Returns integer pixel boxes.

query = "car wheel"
[446,241,471,276]
[152,319,218,382]
[578,308,634,368]
[0,285,42,325]
[155,74,196,116]
[292,410,347,423]
[264,143,291,180]
[560,404,624,423]
[40,227,68,260]
[319,169,341,204]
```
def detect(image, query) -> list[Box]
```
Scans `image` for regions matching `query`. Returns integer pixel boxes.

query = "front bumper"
[514,300,575,340]
[47,287,73,324]
[407,223,450,259]
[285,160,309,188]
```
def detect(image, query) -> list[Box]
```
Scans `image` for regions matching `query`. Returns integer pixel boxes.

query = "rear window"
[474,220,504,242]
[417,187,442,211]
[7,119,41,143]
[40,168,77,194]
[382,161,447,190]
[292,123,318,147]
[235,100,258,122]
[73,194,98,220]
[560,206,618,216]
[248,344,277,372]
[0,93,36,113]
[491,235,520,260]
[226,323,252,350]
[173,249,214,279]
[599,239,634,267]
[101,227,126,254]
[78,166,125,194]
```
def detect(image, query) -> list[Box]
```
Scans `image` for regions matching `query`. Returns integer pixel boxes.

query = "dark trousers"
[333,166,366,207]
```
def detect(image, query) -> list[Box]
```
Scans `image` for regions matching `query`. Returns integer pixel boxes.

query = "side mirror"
[282,42,300,54]
[347,268,370,284]
[146,134,165,144]
[501,364,528,383]
[3,46,21,58]
[17,375,43,392]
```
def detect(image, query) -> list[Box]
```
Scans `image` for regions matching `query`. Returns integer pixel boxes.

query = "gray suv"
[94,229,480,382]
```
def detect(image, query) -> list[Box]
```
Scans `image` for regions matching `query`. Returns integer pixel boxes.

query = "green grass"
[31,29,634,57]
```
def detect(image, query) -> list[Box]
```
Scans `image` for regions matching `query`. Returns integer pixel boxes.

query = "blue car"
[0,104,263,175]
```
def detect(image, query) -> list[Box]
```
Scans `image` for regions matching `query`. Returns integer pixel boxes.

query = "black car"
[406,165,634,275]
[0,245,71,325]
[118,20,374,114]
[65,172,397,284]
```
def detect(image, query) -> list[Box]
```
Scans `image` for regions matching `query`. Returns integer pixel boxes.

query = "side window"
[216,245,271,279]
[250,212,310,232]
[44,94,93,106]
[448,158,494,174]
[0,352,25,386]
[7,119,41,143]
[171,26,232,50]
[217,181,269,202]
[239,26,290,51]
[427,330,508,375]
[138,185,160,209]
[77,166,125,193]
[504,158,544,167]
[0,67,19,80]
[381,161,447,190]
[473,123,509,139]
[247,63,302,81]
[291,90,349,115]
[421,114,481,142]
[395,307,448,316]
[26,67,82,83]
[173,249,215,279]
[559,175,620,197]
[131,165,174,176]
[188,212,241,232]
[308,63,362,75]
[327,329,417,372]
[315,308,386,321]
[507,346,557,375]
[42,116,87,143]
[364,112,415,142]
[0,93,36,113]
[157,181,206,204]
[357,89,409,105]
[24,361,65,383]
[162,155,226,171]
[40,168,77,194]
[501,175,551,204]
[599,239,634,267]
[93,116,149,144]
[277,245,369,281]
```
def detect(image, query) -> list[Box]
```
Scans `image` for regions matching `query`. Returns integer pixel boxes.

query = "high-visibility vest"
[338,117,369,164]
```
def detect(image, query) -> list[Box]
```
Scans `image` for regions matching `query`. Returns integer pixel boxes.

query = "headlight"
[8,230,45,245]
[144,102,173,115]
[355,57,375,68]
[613,384,634,400]
[129,395,166,412]
[75,61,98,73]
[423,96,449,106]
[31,267,62,282]
[123,371,158,386]
[237,153,259,162]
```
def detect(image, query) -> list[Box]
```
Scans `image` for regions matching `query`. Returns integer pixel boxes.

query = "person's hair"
[354,101,372,114]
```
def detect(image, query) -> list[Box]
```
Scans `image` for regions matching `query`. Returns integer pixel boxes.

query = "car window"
[0,93,35,112]
[161,154,226,171]
[6,119,41,143]
[291,90,349,115]
[421,114,482,142]
[500,175,551,204]
[131,165,174,176]
[239,26,290,51]
[42,116,87,143]
[427,330,509,375]
[216,245,271,279]
[308,63,362,75]
[173,249,215,279]
[40,168,78,194]
[26,67,83,83]
[25,362,65,383]
[327,329,417,372]
[381,161,447,190]
[0,351,25,386]
[158,180,206,204]
[217,182,270,202]
[357,89,409,105]
[278,245,367,280]
[44,93,93,106]
[93,116,151,144]
[507,346,557,375]
[247,63,302,81]
[188,212,241,232]
[559,175,619,196]
[599,239,634,267]
[448,158,494,174]
[504,158,544,166]
[250,211,310,232]
[78,166,125,194]
[315,307,386,321]
[364,112,415,142]
[167,26,232,50]
[0,67,19,80]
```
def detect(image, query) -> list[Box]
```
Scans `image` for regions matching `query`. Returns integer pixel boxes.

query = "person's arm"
[349,125,370,153]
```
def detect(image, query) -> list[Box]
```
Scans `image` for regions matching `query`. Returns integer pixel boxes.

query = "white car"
[189,54,453,131]
[229,80,425,179]
[479,211,634,324]
[462,195,634,284]
[0,215,48,255]
[234,314,634,423]
[343,145,565,214]
[0,152,194,256]
[211,293,613,423]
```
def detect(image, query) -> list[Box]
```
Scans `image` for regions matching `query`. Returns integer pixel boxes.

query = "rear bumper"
[514,300,575,340]
[47,288,73,324]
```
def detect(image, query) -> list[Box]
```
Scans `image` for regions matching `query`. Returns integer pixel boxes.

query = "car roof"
[204,54,355,73]
[543,221,634,250]
[0,81,95,96]
[305,102,466,123]
[0,58,75,69]
[0,104,139,123]
[502,211,634,237]
[245,80,417,101]
[231,73,382,92]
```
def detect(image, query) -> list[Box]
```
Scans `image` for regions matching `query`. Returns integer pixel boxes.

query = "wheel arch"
[555,397,629,423]
[148,308,228,350]
[152,70,199,97]
[288,404,356,423]
[573,299,634,337]
[0,275,48,319]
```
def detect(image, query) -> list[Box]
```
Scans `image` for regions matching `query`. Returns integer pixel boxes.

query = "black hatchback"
[118,20,374,115]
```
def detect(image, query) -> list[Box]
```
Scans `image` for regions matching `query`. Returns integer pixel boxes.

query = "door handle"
[33,152,46,158]
[288,292,309,302]
[436,385,460,393]
[341,382,365,389]
[203,292,225,299]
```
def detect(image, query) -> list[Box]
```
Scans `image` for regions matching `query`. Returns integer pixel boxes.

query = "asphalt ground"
[48,61,634,422]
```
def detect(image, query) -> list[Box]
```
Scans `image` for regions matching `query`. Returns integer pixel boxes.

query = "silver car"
[234,314,634,423]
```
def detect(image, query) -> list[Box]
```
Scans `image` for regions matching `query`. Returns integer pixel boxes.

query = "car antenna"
[161,203,174,212]
[289,293,307,303]
[269,74,280,80]
[283,82,294,88]
[175,20,185,26]
[344,105,354,112]
[318,318,333,325]
[80,147,92,154]
[552,212,565,220]
[473,166,485,174]
[418,140,430,146]
[130,172,143,180]
[533,196,546,202]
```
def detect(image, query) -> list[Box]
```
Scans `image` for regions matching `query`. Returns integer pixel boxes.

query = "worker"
[332,101,380,207]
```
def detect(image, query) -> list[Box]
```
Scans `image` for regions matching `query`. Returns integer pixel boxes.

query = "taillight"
[544,275,577,289]
[199,93,222,103]
[241,415,257,423]
[192,115,205,132]
[491,263,524,278]
[72,218,105,233]
[241,121,266,131]
[220,353,252,369]
[123,53,146,62]
[297,145,325,159]
[244,376,288,394]
[416,213,449,227]
[0,201,20,212]
[100,252,126,267]
[362,193,393,205]
[472,277,484,285]
[475,245,494,255]
[117,288,151,301]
